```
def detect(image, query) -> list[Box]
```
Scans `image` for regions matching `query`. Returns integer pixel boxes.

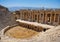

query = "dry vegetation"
[5,26,39,39]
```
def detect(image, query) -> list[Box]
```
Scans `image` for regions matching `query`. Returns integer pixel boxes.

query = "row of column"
[43,14,60,25]
[19,12,60,25]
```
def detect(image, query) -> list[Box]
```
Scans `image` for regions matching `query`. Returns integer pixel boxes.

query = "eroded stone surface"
[0,26,60,42]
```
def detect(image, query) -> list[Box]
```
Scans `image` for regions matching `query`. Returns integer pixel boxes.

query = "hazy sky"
[0,0,60,8]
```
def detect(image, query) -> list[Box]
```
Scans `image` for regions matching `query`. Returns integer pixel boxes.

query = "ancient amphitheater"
[0,5,60,42]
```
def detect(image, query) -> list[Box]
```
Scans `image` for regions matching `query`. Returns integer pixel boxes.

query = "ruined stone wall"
[17,22,45,32]
[13,9,60,26]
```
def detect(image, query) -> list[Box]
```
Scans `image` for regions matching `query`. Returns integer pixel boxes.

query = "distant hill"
[8,7,44,11]
[8,7,60,11]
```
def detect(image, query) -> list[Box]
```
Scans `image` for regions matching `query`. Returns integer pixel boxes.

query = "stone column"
[53,14,56,25]
[23,12,24,20]
[50,14,52,24]
[39,13,41,23]
[54,14,56,22]
[41,14,43,23]
[30,12,32,21]
[23,14,24,20]
[31,12,32,21]
[27,13,28,21]
[31,13,34,22]
[20,12,22,19]
[59,14,60,25]
[34,14,35,22]
[22,13,23,20]
[19,12,20,19]
[40,13,42,23]
[57,14,59,25]
[52,14,54,25]
[43,13,44,23]
[37,14,38,22]
[23,13,25,20]
[45,14,47,24]
[38,14,39,22]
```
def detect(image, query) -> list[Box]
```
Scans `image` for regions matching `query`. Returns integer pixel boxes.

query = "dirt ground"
[5,26,39,39]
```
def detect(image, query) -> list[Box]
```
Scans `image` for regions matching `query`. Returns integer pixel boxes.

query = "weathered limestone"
[0,24,60,42]
[13,9,60,26]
